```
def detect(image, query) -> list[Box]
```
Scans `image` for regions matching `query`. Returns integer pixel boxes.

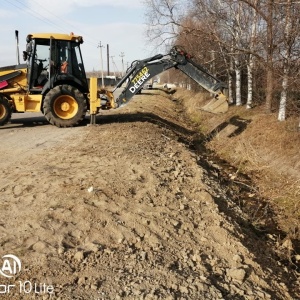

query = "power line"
[3,0,119,72]
[29,0,78,31]
[4,0,67,33]
[28,0,99,47]
[4,0,99,48]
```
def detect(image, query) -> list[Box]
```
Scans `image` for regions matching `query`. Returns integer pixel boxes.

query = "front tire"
[43,85,87,127]
[0,97,12,126]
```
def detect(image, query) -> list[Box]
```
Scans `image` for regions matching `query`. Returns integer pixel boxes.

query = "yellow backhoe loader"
[0,31,228,127]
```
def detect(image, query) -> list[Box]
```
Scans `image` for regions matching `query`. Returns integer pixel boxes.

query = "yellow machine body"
[0,34,227,127]
[0,32,96,127]
[0,67,43,112]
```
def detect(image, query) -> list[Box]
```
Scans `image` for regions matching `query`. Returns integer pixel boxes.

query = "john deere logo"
[0,254,21,278]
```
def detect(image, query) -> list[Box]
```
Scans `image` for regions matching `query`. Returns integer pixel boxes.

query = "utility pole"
[98,41,104,87]
[120,52,125,76]
[107,44,110,76]
[110,56,116,81]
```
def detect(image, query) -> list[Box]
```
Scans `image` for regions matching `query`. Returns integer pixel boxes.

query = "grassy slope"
[176,88,300,239]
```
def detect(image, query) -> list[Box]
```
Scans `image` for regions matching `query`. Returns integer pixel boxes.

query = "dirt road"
[0,92,298,299]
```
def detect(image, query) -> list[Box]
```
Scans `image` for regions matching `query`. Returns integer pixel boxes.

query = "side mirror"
[23,51,28,61]
[26,42,32,54]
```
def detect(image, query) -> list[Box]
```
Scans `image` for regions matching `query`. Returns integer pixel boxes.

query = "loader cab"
[24,33,89,94]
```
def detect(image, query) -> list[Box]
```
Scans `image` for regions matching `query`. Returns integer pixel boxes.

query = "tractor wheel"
[43,85,87,127]
[0,97,12,126]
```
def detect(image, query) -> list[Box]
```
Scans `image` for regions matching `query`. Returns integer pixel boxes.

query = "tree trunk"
[247,2,257,109]
[265,67,273,113]
[278,0,292,122]
[265,0,274,113]
[228,54,234,104]
[228,74,234,104]
[278,66,288,121]
[235,57,242,106]
[246,57,253,109]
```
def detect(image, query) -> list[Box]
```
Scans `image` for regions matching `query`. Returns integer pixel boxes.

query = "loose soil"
[0,90,299,299]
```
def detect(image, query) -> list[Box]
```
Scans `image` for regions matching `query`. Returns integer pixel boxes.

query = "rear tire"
[0,97,12,126]
[43,85,87,127]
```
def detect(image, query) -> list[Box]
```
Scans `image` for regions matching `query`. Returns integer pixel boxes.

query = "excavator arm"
[113,46,228,113]
[114,54,176,106]
[89,46,228,123]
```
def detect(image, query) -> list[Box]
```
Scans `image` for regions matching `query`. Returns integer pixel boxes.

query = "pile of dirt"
[0,90,299,299]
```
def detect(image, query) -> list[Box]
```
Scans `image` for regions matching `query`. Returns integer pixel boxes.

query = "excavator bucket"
[201,94,228,114]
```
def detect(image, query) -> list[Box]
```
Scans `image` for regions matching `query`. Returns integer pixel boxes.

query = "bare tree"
[265,0,275,113]
[144,0,232,92]
[277,0,299,121]
[231,1,243,106]
[278,0,292,120]
[144,0,300,122]
[246,0,259,109]
[192,0,259,106]
[144,0,190,52]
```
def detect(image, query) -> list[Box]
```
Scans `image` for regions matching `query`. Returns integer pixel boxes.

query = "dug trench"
[0,90,299,299]
[195,117,300,267]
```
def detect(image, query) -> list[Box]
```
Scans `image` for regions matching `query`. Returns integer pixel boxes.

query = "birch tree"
[145,0,232,92]
[246,0,259,109]
[232,1,243,106]
[277,0,299,121]
[198,0,259,107]
[185,0,242,104]
[228,50,235,104]
[144,0,300,121]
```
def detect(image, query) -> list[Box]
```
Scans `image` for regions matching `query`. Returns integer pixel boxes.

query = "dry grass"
[177,88,300,237]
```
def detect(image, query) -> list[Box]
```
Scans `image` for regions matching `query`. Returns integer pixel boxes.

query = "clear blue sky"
[0,0,154,72]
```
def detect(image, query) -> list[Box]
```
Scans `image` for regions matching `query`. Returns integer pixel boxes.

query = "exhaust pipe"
[15,30,20,65]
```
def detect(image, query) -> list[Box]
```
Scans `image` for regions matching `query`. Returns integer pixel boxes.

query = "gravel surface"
[0,91,298,299]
